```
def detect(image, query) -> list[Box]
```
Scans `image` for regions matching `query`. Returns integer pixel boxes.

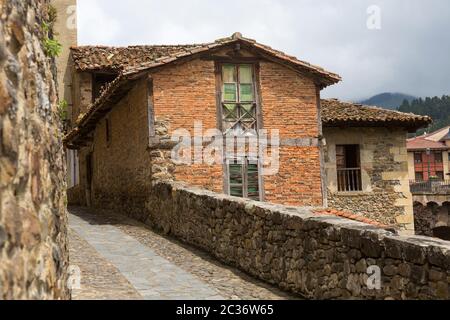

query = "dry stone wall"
[144,182,450,300]
[0,0,69,299]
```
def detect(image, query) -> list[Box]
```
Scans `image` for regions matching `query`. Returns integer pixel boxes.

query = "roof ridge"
[71,43,210,50]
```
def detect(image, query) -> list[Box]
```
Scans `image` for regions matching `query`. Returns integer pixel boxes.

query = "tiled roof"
[314,209,394,230]
[65,33,342,148]
[71,44,207,72]
[71,32,341,86]
[321,99,431,130]
[406,137,448,151]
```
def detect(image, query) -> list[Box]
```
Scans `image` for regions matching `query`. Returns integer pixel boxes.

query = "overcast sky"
[78,0,450,101]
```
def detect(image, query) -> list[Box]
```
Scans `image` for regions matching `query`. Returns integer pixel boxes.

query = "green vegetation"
[58,100,68,120]
[43,37,62,57]
[42,4,62,57]
[398,95,450,135]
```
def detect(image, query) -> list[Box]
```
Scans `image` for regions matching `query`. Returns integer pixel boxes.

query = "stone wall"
[142,182,450,300]
[324,127,414,233]
[414,202,450,237]
[88,79,152,217]
[0,1,69,299]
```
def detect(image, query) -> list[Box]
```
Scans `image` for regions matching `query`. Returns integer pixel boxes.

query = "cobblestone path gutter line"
[69,213,223,300]
[68,207,298,300]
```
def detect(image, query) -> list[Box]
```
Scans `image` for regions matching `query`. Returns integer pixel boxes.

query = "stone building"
[0,0,69,299]
[63,34,430,234]
[406,127,450,240]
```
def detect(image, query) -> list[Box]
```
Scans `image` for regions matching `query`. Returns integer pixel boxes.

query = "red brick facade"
[68,55,325,208]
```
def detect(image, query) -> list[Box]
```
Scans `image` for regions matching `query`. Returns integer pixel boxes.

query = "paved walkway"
[68,206,298,300]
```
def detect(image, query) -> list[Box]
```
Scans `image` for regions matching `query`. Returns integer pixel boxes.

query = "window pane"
[223,65,237,83]
[223,83,237,101]
[239,65,253,83]
[239,84,254,102]
[241,104,255,119]
[223,104,238,120]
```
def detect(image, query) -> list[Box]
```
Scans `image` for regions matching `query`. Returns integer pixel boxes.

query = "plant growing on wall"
[42,5,62,57]
[58,99,69,120]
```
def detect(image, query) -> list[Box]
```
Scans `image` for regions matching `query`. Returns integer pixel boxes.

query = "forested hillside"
[398,95,450,134]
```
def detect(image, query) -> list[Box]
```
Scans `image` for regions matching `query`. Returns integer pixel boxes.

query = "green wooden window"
[221,64,257,136]
[228,158,260,201]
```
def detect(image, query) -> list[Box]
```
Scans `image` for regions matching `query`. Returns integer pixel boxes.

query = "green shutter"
[247,163,260,201]
[229,163,243,197]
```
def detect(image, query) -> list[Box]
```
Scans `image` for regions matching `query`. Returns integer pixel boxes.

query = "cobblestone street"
[68,207,298,300]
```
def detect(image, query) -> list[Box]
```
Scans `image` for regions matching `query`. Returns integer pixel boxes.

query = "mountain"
[359,93,417,110]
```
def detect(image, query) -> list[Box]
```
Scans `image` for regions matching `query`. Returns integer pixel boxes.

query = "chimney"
[51,0,78,107]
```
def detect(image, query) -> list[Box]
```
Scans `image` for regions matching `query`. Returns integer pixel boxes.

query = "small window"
[436,171,444,180]
[221,64,257,136]
[228,158,260,201]
[434,152,443,163]
[415,171,423,181]
[336,145,362,192]
[414,152,423,164]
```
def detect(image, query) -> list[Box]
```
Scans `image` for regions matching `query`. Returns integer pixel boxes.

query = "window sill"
[333,191,372,196]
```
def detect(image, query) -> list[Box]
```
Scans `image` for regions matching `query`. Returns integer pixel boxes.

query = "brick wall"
[0,0,69,299]
[151,59,224,192]
[260,62,323,206]
[68,56,326,208]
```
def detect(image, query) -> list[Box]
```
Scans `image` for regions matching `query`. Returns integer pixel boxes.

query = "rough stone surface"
[324,127,414,232]
[414,202,450,237]
[141,181,450,300]
[0,0,69,299]
[68,206,295,300]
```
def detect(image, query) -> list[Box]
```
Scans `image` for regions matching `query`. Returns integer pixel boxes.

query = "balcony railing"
[337,168,362,192]
[410,180,450,194]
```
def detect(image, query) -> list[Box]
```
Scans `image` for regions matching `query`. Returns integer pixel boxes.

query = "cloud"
[78,0,450,101]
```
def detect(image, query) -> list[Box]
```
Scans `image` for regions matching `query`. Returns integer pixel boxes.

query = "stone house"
[63,33,430,233]
[406,127,450,239]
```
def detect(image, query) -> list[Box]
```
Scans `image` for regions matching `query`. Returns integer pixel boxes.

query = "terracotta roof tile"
[406,137,448,151]
[71,33,341,86]
[321,99,431,129]
[314,209,393,230]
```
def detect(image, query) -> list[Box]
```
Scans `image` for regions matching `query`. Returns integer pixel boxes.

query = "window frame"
[226,156,262,201]
[336,144,363,192]
[217,62,261,136]
[433,151,443,163]
[414,152,423,164]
